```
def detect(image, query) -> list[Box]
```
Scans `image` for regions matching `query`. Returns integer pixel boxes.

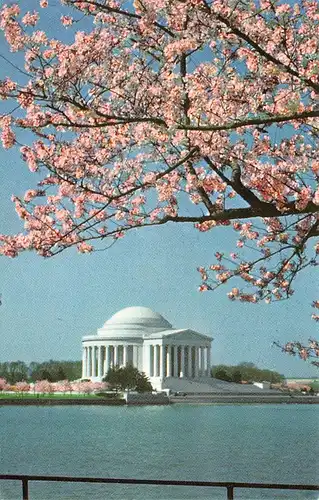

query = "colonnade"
[82,343,211,380]
[148,344,210,378]
[82,344,137,379]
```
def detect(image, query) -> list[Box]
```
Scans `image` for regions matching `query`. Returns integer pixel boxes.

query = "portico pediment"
[146,329,212,343]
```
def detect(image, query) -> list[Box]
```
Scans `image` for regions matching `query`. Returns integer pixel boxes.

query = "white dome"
[104,306,172,330]
[96,306,172,338]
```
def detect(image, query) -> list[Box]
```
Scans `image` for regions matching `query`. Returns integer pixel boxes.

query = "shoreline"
[170,394,319,405]
[0,398,126,406]
[0,395,318,406]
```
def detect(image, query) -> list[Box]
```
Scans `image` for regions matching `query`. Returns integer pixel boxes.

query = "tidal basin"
[1,404,318,499]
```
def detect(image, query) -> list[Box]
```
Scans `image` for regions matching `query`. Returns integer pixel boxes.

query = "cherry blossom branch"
[17,109,319,134]
[0,0,317,308]
[201,1,319,93]
[273,339,319,368]
[65,0,175,37]
[180,110,319,132]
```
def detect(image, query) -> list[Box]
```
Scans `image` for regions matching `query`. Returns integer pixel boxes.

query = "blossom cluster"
[274,338,319,368]
[0,0,317,306]
[0,379,108,394]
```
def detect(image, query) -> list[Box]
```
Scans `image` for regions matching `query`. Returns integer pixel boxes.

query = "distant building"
[81,306,212,391]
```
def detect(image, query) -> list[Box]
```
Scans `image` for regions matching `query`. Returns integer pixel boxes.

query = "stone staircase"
[162,377,274,394]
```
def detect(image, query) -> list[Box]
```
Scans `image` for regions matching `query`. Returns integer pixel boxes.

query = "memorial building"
[82,306,212,391]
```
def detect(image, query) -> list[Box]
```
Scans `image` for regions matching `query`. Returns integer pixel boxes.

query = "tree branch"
[204,156,269,209]
[65,0,175,37]
[162,202,319,224]
[180,110,319,132]
[201,3,319,94]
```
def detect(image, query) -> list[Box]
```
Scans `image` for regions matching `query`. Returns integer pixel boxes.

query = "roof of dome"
[103,306,172,331]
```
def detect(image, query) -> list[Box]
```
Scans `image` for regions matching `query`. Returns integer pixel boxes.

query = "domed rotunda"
[82,306,212,391]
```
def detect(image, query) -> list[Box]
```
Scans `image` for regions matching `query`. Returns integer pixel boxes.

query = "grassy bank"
[0,393,101,399]
[0,393,126,405]
[0,398,126,405]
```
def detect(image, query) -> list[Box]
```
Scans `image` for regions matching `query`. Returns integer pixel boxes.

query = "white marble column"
[149,345,153,376]
[153,345,158,377]
[123,345,128,366]
[199,346,205,377]
[166,345,171,377]
[114,345,119,367]
[188,346,193,378]
[198,347,202,377]
[91,346,96,377]
[132,345,137,368]
[111,345,114,369]
[87,347,91,377]
[180,346,185,377]
[158,345,161,376]
[173,345,178,377]
[204,346,208,376]
[104,345,109,374]
[194,347,199,378]
[85,347,88,377]
[160,345,165,378]
[207,347,211,376]
[82,348,87,378]
[97,346,102,378]
[110,345,114,368]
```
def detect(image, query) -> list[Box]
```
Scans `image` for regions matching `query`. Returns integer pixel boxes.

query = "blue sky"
[0,0,318,377]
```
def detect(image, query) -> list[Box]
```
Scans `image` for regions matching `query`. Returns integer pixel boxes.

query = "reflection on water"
[0,404,318,499]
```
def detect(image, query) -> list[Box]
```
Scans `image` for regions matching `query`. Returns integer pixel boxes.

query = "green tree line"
[1,359,284,385]
[211,362,284,384]
[0,360,82,384]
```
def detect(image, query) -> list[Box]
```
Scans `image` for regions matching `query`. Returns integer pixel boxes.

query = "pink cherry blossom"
[0,116,15,149]
[0,378,7,391]
[22,12,39,26]
[0,0,317,324]
[16,381,30,393]
[61,16,73,26]
[274,337,319,367]
[56,380,72,393]
[34,380,54,394]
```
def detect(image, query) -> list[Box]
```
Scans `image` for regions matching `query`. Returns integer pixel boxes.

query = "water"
[0,404,318,500]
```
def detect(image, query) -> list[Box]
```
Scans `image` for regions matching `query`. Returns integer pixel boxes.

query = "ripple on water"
[0,404,318,499]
